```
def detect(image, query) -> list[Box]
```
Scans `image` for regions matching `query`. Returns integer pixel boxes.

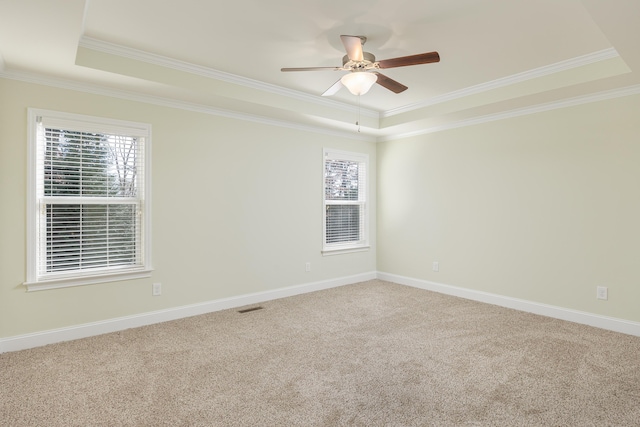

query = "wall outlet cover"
[596,286,608,300]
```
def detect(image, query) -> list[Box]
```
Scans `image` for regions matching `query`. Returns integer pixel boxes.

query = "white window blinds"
[323,149,368,253]
[27,109,151,289]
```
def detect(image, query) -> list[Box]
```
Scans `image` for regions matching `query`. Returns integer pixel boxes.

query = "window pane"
[108,135,139,198]
[45,204,138,273]
[325,160,359,201]
[326,205,360,244]
[44,129,138,198]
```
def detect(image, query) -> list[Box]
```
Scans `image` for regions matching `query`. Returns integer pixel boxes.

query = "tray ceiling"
[1,0,639,140]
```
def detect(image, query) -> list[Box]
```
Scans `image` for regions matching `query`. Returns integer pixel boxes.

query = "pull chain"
[356,95,361,133]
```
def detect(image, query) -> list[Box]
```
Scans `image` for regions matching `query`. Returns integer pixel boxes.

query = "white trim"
[382,48,620,118]
[323,148,370,253]
[38,111,150,136]
[4,270,639,353]
[322,246,370,256]
[78,36,379,120]
[79,0,90,35]
[1,70,375,142]
[24,269,153,292]
[25,109,153,288]
[79,37,618,121]
[379,83,640,142]
[377,271,640,337]
[1,56,638,143]
[0,271,376,353]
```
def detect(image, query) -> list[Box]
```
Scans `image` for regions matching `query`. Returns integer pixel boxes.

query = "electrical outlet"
[432,261,439,272]
[596,286,608,300]
[305,262,311,272]
[152,282,162,296]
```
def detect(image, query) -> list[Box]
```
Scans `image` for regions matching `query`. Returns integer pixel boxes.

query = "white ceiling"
[1,0,639,140]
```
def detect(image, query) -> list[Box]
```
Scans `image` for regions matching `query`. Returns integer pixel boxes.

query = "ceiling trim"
[381,48,621,118]
[3,68,638,144]
[0,69,376,142]
[381,83,640,141]
[78,36,380,120]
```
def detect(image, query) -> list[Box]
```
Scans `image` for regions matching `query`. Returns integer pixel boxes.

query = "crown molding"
[0,69,376,142]
[381,48,621,118]
[3,67,638,144]
[78,36,380,120]
[379,83,640,142]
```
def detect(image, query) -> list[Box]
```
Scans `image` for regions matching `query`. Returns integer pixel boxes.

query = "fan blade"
[281,66,342,72]
[321,79,344,96]
[373,72,408,94]
[340,35,364,61]
[377,51,440,69]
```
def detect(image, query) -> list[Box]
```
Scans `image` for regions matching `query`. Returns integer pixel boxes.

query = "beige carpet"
[2,280,640,426]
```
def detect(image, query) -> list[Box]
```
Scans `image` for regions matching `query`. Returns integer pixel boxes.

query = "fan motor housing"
[342,52,376,69]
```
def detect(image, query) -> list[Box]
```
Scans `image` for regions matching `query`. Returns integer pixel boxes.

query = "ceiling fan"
[281,35,440,96]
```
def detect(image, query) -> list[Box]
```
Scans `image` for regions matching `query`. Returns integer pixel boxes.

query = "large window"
[323,149,369,254]
[26,109,151,291]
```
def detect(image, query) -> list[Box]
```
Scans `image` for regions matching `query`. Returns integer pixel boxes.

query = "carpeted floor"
[2,280,640,426]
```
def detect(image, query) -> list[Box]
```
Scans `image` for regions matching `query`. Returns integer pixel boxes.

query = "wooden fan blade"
[377,51,440,69]
[340,35,364,61]
[373,72,408,94]
[321,79,344,96]
[281,66,342,72]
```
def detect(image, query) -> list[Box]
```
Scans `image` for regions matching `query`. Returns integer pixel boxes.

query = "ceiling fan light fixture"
[281,35,440,96]
[340,72,377,95]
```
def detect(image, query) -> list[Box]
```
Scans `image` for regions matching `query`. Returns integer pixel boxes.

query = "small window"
[323,149,369,254]
[26,109,152,290]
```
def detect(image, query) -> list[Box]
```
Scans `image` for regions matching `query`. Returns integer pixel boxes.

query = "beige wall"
[0,78,377,338]
[377,94,640,322]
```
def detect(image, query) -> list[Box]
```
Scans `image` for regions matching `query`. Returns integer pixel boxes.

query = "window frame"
[322,148,370,255]
[25,109,152,291]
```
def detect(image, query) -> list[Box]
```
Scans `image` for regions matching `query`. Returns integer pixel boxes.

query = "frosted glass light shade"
[340,72,377,95]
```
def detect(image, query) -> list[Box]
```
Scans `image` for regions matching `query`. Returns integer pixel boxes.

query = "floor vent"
[237,306,264,314]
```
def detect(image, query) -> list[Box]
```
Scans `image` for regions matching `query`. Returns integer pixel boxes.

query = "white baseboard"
[0,271,377,353]
[5,270,637,353]
[377,271,640,337]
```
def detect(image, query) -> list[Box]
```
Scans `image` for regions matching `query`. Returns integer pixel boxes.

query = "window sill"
[322,245,370,256]
[24,269,153,292]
